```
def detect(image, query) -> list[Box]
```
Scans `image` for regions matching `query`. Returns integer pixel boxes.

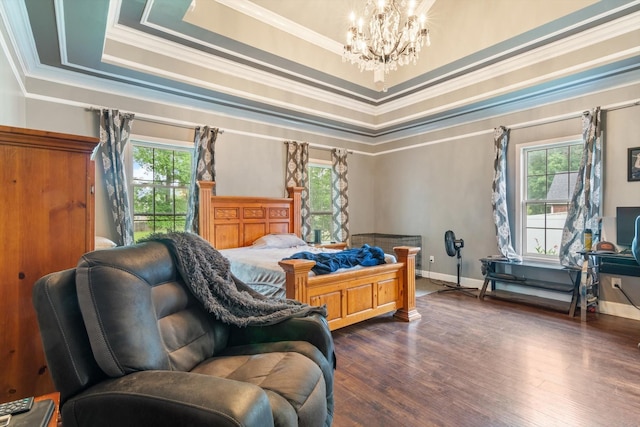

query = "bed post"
[393,246,422,322]
[287,186,303,238]
[278,259,315,303]
[197,181,216,243]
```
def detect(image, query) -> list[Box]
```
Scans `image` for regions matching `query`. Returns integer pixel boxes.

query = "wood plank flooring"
[331,290,640,426]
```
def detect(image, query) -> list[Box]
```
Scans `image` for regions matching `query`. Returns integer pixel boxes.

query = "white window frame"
[515,135,582,263]
[128,135,193,241]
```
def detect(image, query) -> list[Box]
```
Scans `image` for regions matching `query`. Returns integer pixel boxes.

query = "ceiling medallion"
[343,0,430,91]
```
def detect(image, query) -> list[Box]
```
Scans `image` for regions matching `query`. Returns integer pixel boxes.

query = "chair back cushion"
[33,269,108,403]
[75,241,229,377]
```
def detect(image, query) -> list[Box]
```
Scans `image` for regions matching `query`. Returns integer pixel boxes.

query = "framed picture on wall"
[629,147,640,181]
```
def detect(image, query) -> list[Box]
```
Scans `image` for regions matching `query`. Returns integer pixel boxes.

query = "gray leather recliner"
[33,241,334,427]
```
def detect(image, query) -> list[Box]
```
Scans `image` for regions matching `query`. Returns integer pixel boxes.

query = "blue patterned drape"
[331,148,350,243]
[285,141,311,241]
[560,107,602,267]
[99,109,135,246]
[492,126,522,261]
[186,126,218,234]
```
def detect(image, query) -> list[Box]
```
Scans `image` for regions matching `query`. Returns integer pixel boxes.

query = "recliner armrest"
[61,371,274,427]
[228,313,335,368]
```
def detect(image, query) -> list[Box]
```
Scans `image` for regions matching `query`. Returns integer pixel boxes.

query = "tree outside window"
[308,163,333,242]
[132,145,192,241]
[522,142,581,258]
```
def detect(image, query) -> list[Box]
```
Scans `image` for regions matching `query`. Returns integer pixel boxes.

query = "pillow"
[252,233,307,249]
[95,235,117,249]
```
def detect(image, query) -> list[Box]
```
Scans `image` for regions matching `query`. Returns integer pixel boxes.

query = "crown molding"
[214,0,343,55]
[378,9,640,117]
[132,5,379,111]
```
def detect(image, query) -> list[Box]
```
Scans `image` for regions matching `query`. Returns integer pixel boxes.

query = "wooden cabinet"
[0,125,97,401]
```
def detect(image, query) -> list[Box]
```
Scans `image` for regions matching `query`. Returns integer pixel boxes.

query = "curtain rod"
[510,99,640,131]
[284,141,354,154]
[88,107,224,134]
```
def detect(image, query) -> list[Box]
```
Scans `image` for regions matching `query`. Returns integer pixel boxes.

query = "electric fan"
[438,230,476,296]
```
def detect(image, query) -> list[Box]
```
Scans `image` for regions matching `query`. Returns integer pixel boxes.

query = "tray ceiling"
[2,0,640,142]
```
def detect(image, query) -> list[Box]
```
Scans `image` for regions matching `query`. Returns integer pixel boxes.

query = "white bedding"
[220,245,396,299]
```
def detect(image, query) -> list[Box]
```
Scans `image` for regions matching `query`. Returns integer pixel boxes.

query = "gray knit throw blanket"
[147,232,327,327]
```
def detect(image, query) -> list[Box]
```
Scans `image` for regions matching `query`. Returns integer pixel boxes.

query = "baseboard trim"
[418,270,484,289]
[598,300,640,321]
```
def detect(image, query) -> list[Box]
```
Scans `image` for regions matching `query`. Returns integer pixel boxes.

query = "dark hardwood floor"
[331,291,640,427]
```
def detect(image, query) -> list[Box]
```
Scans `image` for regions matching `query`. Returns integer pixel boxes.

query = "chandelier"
[343,0,430,84]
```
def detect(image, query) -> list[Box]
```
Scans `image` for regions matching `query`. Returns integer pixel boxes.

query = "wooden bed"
[197,181,421,330]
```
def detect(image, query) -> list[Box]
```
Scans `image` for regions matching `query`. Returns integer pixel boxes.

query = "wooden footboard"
[279,246,421,330]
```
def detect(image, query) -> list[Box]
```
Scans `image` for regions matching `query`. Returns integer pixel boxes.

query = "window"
[519,139,582,260]
[308,162,333,242]
[131,144,192,242]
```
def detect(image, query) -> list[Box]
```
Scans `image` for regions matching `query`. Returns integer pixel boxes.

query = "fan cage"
[350,233,422,276]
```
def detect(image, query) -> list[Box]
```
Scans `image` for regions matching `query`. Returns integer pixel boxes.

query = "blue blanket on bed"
[284,244,386,275]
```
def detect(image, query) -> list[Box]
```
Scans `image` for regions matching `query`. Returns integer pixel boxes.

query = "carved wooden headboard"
[197,181,303,249]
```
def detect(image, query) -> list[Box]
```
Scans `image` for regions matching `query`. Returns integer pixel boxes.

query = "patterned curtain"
[492,126,522,261]
[99,109,135,246]
[560,107,603,267]
[285,141,311,241]
[186,126,218,234]
[331,148,350,243]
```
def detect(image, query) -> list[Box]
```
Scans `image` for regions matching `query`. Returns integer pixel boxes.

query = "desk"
[479,258,581,316]
[594,252,640,276]
[578,252,640,322]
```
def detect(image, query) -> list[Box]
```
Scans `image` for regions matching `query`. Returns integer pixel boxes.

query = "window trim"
[515,135,581,263]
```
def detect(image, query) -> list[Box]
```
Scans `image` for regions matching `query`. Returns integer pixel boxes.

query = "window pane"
[525,227,545,254]
[547,172,569,200]
[174,151,192,185]
[526,175,547,200]
[153,150,171,184]
[175,188,189,214]
[157,216,177,233]
[133,186,153,214]
[133,147,154,183]
[527,150,546,176]
[310,214,332,242]
[547,146,568,174]
[154,188,173,214]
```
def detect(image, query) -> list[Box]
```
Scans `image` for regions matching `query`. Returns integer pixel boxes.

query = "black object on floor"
[439,230,477,297]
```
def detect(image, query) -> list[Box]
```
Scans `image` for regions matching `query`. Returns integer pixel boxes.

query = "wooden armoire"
[0,125,98,401]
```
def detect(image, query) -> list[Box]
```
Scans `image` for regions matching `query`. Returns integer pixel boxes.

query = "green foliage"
[526,143,581,202]
[132,146,191,241]
[308,164,333,241]
[534,238,558,255]
[309,165,332,211]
